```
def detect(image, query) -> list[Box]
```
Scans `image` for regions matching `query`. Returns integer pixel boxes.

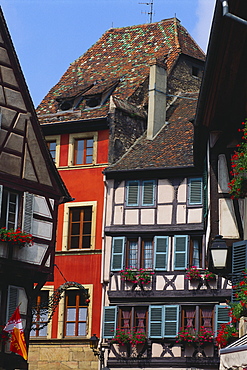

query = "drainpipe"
[221,0,247,26]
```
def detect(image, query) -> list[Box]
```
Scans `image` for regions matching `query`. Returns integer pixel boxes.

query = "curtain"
[201,308,212,329]
[186,308,196,328]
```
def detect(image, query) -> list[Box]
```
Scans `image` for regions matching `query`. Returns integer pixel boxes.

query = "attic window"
[85,96,101,108]
[59,100,74,111]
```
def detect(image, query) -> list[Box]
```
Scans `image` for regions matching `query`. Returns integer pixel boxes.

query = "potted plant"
[176,327,197,345]
[215,323,238,348]
[0,227,33,248]
[185,266,202,281]
[228,275,247,322]
[197,326,214,346]
[228,119,247,199]
[204,270,216,282]
[120,268,153,285]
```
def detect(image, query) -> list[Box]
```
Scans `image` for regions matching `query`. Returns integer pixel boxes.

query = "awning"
[220,334,247,370]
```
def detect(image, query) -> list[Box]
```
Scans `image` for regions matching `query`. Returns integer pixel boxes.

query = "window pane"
[79,307,87,321]
[47,141,56,161]
[84,208,92,221]
[128,240,138,268]
[67,308,76,321]
[78,323,87,336]
[82,236,90,249]
[143,240,153,269]
[70,236,80,249]
[66,323,75,336]
[83,222,91,235]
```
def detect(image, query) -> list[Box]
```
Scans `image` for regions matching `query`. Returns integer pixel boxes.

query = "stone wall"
[28,341,98,370]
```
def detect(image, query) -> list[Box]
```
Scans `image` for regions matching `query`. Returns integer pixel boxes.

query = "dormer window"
[60,100,74,111]
[85,96,101,108]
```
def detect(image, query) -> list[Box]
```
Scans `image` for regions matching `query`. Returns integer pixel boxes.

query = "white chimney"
[147,60,167,140]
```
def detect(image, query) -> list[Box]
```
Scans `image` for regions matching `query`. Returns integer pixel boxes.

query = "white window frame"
[57,284,93,339]
[68,132,98,167]
[62,201,97,251]
[45,135,60,167]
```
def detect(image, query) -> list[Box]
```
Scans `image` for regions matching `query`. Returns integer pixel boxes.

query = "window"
[74,138,94,165]
[68,132,97,167]
[111,236,168,271]
[181,304,230,335]
[192,66,199,77]
[45,135,60,166]
[118,307,148,333]
[68,206,92,249]
[30,291,49,337]
[64,290,88,337]
[126,238,153,269]
[103,305,179,339]
[126,180,155,207]
[189,237,202,268]
[0,187,19,229]
[47,141,56,162]
[188,178,203,205]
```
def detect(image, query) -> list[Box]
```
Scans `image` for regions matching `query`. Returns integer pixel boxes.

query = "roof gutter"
[221,0,247,26]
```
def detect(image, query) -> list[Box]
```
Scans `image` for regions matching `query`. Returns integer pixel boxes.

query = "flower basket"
[0,228,33,248]
[185,266,202,281]
[228,119,247,199]
[120,268,153,285]
[111,328,146,347]
[176,326,214,347]
[204,270,216,282]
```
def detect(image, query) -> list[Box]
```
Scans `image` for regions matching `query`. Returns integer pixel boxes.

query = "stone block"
[39,346,70,362]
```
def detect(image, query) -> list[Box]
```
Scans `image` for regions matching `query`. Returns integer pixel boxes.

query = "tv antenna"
[139,0,154,23]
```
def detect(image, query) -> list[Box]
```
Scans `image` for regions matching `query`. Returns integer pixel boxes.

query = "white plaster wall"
[103,236,112,282]
[125,209,139,225]
[157,205,172,224]
[157,179,174,203]
[177,179,187,202]
[115,181,125,203]
[141,209,155,224]
[113,205,124,225]
[218,154,230,193]
[105,180,114,227]
[176,204,186,223]
[187,208,202,223]
[219,198,239,238]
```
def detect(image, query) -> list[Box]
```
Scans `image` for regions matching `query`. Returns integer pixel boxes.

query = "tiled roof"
[105,92,198,172]
[37,18,204,124]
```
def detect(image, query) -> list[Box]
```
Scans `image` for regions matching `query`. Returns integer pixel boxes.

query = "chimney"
[147,60,167,140]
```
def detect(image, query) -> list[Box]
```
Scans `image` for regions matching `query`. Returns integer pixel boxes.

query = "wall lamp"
[208,235,243,283]
[89,334,109,370]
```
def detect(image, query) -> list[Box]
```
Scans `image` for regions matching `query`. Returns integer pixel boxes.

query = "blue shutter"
[173,235,188,270]
[142,180,155,206]
[232,240,247,275]
[189,178,203,205]
[214,305,230,335]
[126,180,139,206]
[149,305,163,338]
[154,236,168,271]
[164,305,179,338]
[111,237,125,271]
[103,306,117,338]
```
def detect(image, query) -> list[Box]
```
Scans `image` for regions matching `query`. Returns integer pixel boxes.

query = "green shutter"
[142,180,155,206]
[174,235,188,270]
[149,305,163,338]
[111,237,125,271]
[126,181,139,206]
[154,236,168,271]
[215,305,230,334]
[103,306,117,338]
[164,305,179,337]
[189,178,203,205]
[23,192,34,233]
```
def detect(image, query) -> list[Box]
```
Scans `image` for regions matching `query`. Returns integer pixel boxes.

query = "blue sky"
[1,0,215,107]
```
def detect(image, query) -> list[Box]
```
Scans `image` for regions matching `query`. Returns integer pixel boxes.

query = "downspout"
[221,0,247,26]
